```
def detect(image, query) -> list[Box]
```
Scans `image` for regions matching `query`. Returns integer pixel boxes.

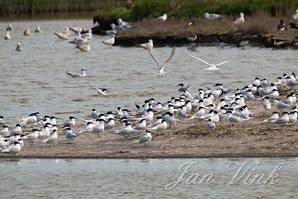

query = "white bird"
[0,126,10,137]
[11,124,22,135]
[22,129,39,143]
[64,127,79,143]
[273,99,291,111]
[226,111,245,123]
[23,28,31,36]
[76,43,91,52]
[69,27,82,34]
[275,112,289,125]
[234,12,245,25]
[184,51,229,70]
[157,13,167,21]
[54,27,70,40]
[292,9,298,20]
[97,88,110,96]
[2,141,21,153]
[263,112,279,123]
[134,131,152,145]
[204,12,223,20]
[103,35,115,46]
[140,39,154,50]
[6,24,12,31]
[16,42,22,52]
[42,129,58,146]
[66,67,87,78]
[35,25,41,33]
[150,119,168,131]
[4,31,11,40]
[0,116,5,126]
[207,119,215,129]
[148,47,175,77]
[114,123,134,138]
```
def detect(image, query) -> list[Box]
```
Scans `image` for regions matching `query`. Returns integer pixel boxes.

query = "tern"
[274,112,289,125]
[35,26,41,33]
[42,129,58,146]
[4,31,11,40]
[76,43,91,52]
[6,24,12,31]
[204,12,223,20]
[66,67,87,78]
[184,51,229,70]
[150,119,168,131]
[16,42,22,52]
[22,129,39,144]
[2,141,21,153]
[54,27,70,40]
[69,27,83,34]
[0,126,10,137]
[157,13,167,21]
[207,119,215,129]
[97,88,110,96]
[64,127,79,143]
[148,47,175,77]
[134,131,152,145]
[23,28,31,36]
[140,39,153,50]
[263,112,279,123]
[103,34,115,46]
[234,12,245,25]
[0,116,5,126]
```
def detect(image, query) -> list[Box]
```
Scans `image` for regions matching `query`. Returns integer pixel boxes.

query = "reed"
[0,0,127,16]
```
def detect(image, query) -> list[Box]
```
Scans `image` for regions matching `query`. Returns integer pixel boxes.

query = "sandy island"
[1,94,298,159]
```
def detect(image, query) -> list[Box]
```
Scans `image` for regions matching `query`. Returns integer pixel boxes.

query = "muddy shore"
[1,99,298,159]
[93,15,298,48]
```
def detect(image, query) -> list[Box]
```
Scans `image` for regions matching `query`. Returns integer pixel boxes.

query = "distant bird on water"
[35,26,41,33]
[66,67,87,78]
[54,27,70,40]
[24,28,31,36]
[97,88,110,96]
[16,42,22,52]
[103,34,115,46]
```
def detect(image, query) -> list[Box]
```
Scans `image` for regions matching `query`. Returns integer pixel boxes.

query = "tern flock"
[1,11,298,154]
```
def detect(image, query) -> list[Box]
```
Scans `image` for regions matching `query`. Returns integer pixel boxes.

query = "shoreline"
[93,16,298,48]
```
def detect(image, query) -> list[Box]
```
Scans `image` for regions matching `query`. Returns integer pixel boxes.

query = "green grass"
[128,0,298,20]
[0,0,127,16]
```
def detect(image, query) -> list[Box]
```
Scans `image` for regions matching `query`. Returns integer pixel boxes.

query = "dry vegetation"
[115,11,298,47]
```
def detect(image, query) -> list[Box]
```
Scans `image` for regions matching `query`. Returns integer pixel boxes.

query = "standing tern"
[184,51,229,70]
[148,47,175,77]
[134,131,152,145]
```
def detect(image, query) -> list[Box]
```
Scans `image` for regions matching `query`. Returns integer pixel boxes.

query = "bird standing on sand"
[207,119,215,129]
[42,129,58,146]
[134,131,152,145]
[2,142,22,153]
[66,67,87,78]
[234,12,245,25]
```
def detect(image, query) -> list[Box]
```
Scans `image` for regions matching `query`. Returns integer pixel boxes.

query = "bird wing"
[164,47,176,65]
[215,60,230,67]
[184,51,212,66]
[148,49,162,69]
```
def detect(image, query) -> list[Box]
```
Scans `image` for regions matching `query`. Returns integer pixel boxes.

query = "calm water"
[0,158,297,198]
[0,20,297,123]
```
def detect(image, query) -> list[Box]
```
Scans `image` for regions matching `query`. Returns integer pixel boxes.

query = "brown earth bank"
[1,101,298,159]
[92,14,298,48]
